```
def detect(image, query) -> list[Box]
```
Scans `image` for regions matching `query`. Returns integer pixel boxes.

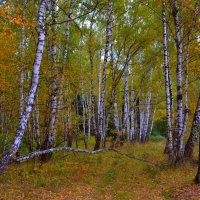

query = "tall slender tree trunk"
[114,102,120,131]
[33,93,40,150]
[0,0,48,173]
[136,97,140,141]
[98,14,103,123]
[74,92,79,148]
[162,0,174,159]
[110,39,120,132]
[123,61,130,138]
[171,0,184,164]
[17,0,27,157]
[58,0,75,135]
[86,96,91,140]
[182,40,189,136]
[98,0,113,148]
[19,0,27,119]
[142,67,152,142]
[182,15,196,136]
[41,0,58,161]
[130,69,135,143]
[139,105,144,142]
[80,36,87,148]
[146,98,157,142]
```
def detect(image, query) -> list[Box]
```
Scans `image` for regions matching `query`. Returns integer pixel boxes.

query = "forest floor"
[0,139,199,200]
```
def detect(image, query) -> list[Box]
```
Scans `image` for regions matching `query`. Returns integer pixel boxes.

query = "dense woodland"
[0,0,200,199]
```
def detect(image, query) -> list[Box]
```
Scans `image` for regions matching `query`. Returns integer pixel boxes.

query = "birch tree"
[123,60,130,136]
[0,0,49,173]
[170,0,184,164]
[19,0,27,119]
[97,0,113,148]
[162,0,173,159]
[41,0,58,161]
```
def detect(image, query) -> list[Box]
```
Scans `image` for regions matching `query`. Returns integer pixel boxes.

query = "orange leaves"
[0,3,33,28]
[13,17,23,25]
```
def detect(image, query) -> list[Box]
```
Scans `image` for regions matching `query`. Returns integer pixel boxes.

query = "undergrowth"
[0,138,198,199]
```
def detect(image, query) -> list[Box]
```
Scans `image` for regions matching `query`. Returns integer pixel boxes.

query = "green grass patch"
[0,139,199,199]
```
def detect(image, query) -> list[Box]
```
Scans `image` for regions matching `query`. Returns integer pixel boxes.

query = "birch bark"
[142,67,152,142]
[171,0,184,164]
[88,18,100,149]
[42,0,58,161]
[33,93,40,150]
[59,0,75,134]
[98,14,103,122]
[123,62,130,136]
[129,69,135,143]
[98,0,113,148]
[162,0,173,158]
[0,0,48,173]
[19,0,27,119]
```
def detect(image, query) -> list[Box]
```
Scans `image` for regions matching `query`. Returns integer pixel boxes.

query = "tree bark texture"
[0,0,48,173]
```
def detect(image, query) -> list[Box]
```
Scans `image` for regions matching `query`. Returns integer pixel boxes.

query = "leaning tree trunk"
[0,0,48,173]
[162,0,174,159]
[184,95,200,159]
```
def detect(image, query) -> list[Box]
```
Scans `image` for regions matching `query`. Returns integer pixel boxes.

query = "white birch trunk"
[114,102,120,131]
[162,0,174,158]
[86,96,91,140]
[139,106,144,142]
[171,0,184,164]
[182,17,195,136]
[0,0,48,172]
[33,93,40,150]
[58,0,75,134]
[147,102,157,141]
[98,14,103,121]
[142,67,153,142]
[64,0,75,61]
[42,0,58,155]
[19,0,27,118]
[123,62,130,136]
[98,0,113,148]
